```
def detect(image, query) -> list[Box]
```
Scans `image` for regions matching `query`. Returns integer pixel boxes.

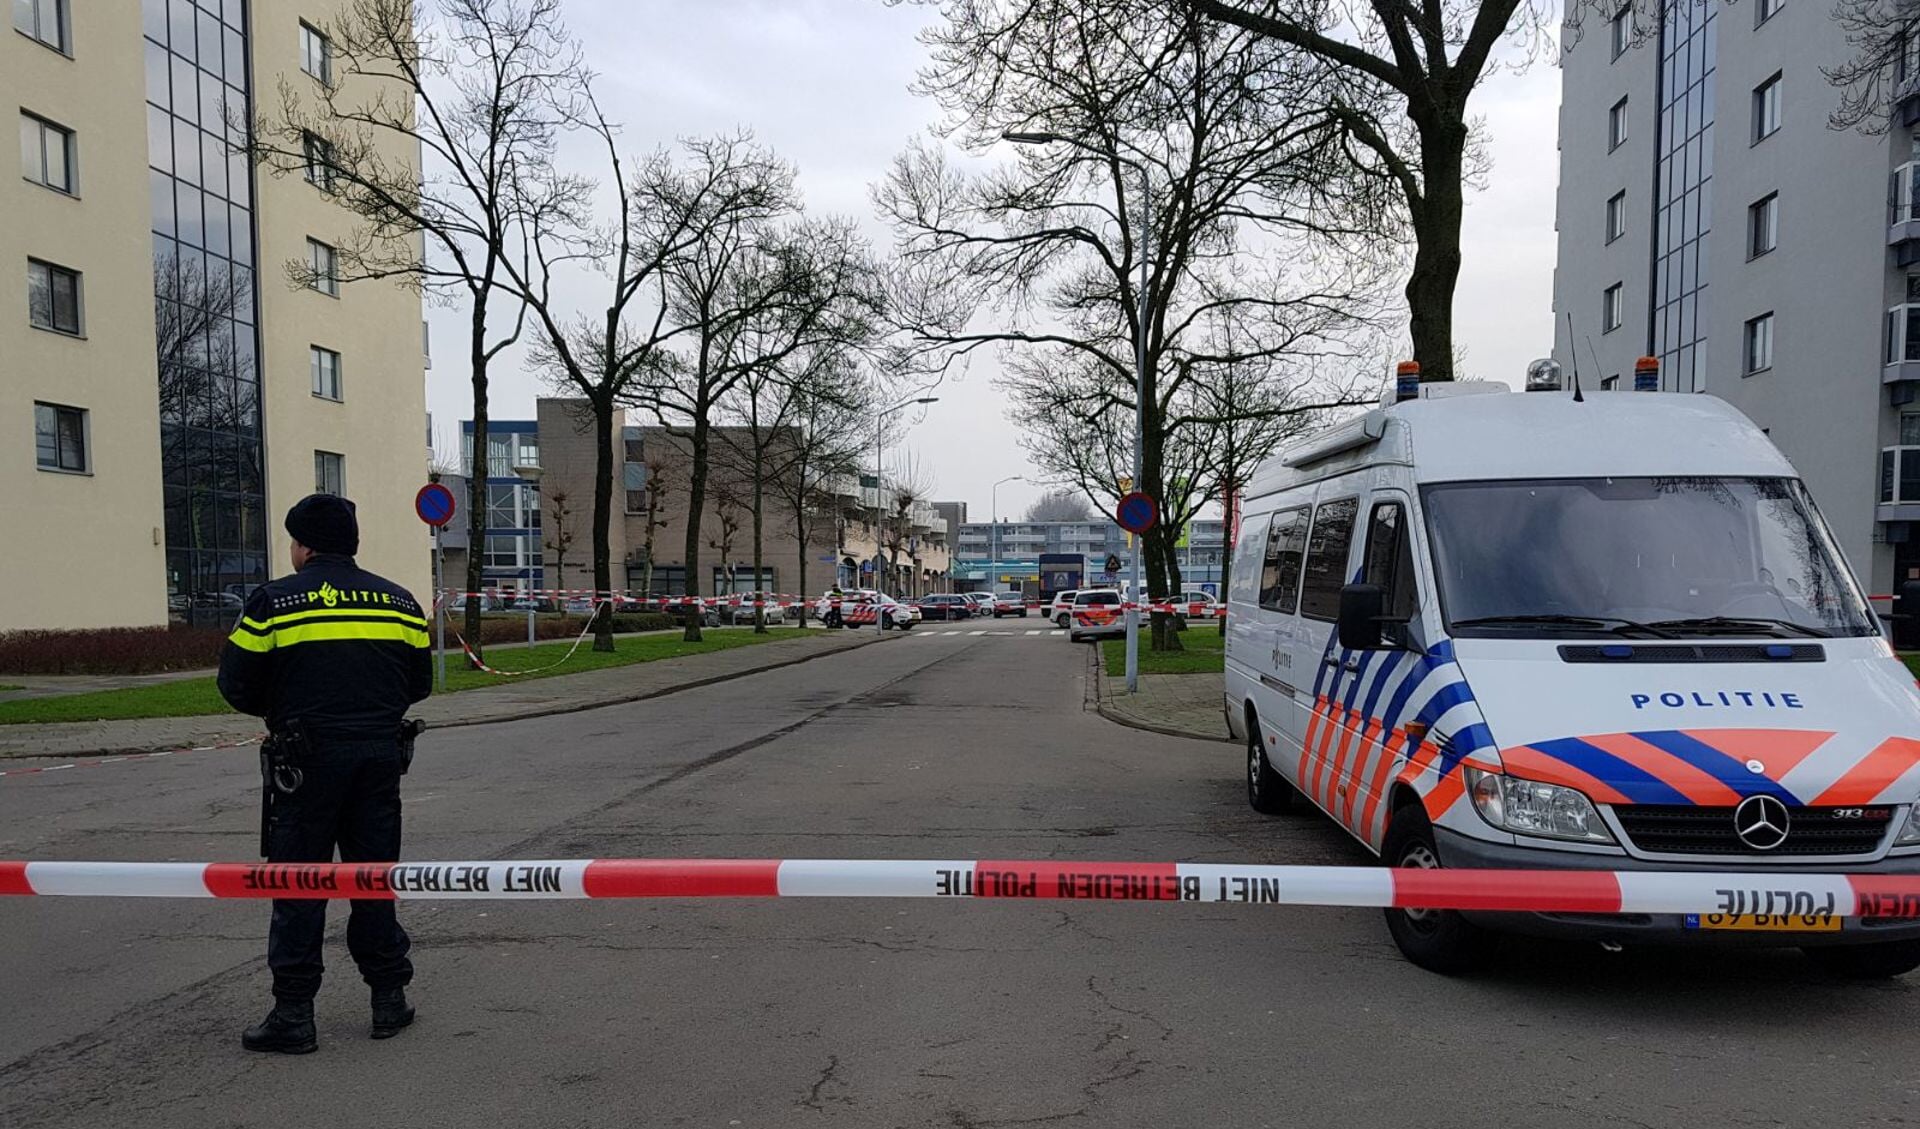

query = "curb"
[0,631,893,760]
[1086,644,1235,745]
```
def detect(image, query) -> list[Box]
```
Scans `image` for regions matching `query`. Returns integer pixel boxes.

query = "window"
[483,533,529,571]
[623,459,648,514]
[1889,280,1920,365]
[1744,312,1774,374]
[1256,506,1309,613]
[33,402,85,472]
[1605,190,1626,243]
[1298,497,1359,621]
[27,258,80,335]
[302,131,336,191]
[310,346,342,400]
[306,239,338,295]
[1609,5,1631,58]
[1602,375,1620,391]
[1602,282,1623,332]
[1901,27,1920,85]
[1893,163,1920,225]
[1360,501,1420,644]
[314,450,345,495]
[19,112,74,193]
[1756,0,1782,24]
[12,0,65,52]
[1752,74,1782,143]
[1748,193,1778,258]
[299,23,332,85]
[1902,412,1920,446]
[1608,96,1629,150]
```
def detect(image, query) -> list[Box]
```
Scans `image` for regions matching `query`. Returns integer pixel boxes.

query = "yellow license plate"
[1685,913,1840,933]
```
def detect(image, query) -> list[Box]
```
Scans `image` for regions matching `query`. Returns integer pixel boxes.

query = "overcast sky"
[423,0,1560,521]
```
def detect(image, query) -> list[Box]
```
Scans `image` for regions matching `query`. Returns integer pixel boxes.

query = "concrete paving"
[2,630,1916,1128]
[1090,648,1233,743]
[0,629,882,760]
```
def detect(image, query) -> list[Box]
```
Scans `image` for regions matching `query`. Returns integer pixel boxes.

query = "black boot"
[370,987,414,1040]
[242,1000,317,1054]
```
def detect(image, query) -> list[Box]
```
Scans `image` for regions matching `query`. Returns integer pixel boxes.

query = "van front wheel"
[1381,804,1492,976]
[1246,724,1293,814]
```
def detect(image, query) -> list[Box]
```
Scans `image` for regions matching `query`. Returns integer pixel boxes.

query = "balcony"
[1892,164,1920,265]
[1898,61,1920,127]
[1880,446,1920,523]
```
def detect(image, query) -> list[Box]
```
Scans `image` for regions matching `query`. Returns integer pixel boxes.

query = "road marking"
[1025,630,1043,636]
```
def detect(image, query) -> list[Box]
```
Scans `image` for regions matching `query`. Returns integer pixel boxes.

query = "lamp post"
[1004,130,1150,693]
[875,395,939,597]
[991,474,1024,594]
[511,463,543,646]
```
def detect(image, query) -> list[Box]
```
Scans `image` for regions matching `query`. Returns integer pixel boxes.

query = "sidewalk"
[1089,649,1233,743]
[0,629,885,760]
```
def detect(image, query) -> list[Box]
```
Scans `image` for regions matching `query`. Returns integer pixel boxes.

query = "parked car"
[962,593,996,618]
[449,593,493,613]
[1067,589,1126,642]
[916,594,974,621]
[819,589,917,630]
[991,591,1028,618]
[723,591,790,625]
[1048,590,1080,628]
[1175,589,1222,618]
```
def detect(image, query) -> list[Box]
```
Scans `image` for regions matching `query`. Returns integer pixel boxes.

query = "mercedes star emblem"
[1733,794,1791,851]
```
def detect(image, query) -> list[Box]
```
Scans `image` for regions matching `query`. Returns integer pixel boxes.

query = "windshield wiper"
[1449,614,1677,639]
[1642,616,1828,638]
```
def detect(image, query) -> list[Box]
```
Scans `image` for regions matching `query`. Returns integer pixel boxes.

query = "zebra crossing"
[902,628,1062,639]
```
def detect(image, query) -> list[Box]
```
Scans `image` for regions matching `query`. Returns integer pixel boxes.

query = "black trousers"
[266,737,413,1002]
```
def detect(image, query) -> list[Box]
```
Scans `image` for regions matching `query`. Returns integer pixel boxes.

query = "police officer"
[218,494,432,1054]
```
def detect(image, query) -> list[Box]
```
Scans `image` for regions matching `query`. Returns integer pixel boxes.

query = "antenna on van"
[1563,312,1585,403]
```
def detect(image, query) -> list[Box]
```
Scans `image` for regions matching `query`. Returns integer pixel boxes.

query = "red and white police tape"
[3,858,1919,918]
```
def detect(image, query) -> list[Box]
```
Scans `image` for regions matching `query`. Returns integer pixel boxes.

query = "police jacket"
[217,554,433,737]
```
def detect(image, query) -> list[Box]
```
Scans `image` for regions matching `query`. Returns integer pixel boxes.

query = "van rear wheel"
[1803,941,1920,979]
[1381,804,1492,976]
[1246,724,1294,814]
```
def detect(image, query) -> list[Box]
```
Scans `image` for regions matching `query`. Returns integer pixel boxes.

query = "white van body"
[1224,383,1920,963]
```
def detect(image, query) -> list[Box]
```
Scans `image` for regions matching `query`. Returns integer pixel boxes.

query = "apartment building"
[1551,0,1915,594]
[3,0,427,630]
[526,399,953,599]
[953,518,1228,590]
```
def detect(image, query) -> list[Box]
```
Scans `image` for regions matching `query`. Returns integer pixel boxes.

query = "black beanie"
[285,493,359,556]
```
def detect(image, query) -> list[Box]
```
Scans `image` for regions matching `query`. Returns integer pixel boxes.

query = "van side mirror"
[1338,583,1385,650]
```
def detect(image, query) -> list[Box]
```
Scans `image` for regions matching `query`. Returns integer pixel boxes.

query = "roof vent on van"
[1525,358,1563,392]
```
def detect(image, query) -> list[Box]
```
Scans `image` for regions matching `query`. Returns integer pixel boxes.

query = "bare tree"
[1188,0,1550,381]
[629,173,885,643]
[636,456,675,599]
[543,488,576,596]
[880,1,1388,646]
[1022,489,1094,523]
[1824,0,1920,130]
[764,360,874,621]
[248,0,584,658]
[705,483,747,596]
[878,454,938,598]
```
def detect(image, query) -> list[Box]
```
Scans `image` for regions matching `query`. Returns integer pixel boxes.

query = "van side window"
[1257,505,1309,612]
[1299,497,1360,621]
[1362,501,1420,645]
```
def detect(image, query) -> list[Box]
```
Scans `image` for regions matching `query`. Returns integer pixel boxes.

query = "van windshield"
[1422,477,1878,638]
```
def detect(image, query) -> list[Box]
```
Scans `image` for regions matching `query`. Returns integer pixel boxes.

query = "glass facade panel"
[150,0,263,623]
[1650,0,1715,392]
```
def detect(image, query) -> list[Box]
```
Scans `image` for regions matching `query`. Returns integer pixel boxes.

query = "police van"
[1224,360,1920,975]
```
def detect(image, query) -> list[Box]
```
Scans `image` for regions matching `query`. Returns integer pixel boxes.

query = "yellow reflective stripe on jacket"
[270,620,431,648]
[227,609,431,652]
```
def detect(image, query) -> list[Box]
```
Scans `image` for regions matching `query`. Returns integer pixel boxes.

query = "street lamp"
[875,395,939,597]
[991,474,1024,594]
[511,463,543,646]
[1004,129,1151,693]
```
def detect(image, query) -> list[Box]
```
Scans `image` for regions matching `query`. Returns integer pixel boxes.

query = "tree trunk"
[464,310,490,661]
[794,503,810,626]
[1406,110,1467,383]
[681,414,711,643]
[587,394,618,652]
[751,445,767,634]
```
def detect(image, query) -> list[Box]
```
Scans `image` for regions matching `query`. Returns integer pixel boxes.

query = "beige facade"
[3,3,169,629]
[254,0,428,598]
[1,0,426,631]
[533,400,952,600]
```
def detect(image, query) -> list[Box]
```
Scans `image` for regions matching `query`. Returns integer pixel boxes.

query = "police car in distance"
[1225,358,1920,977]
[1067,589,1126,642]
[815,589,919,630]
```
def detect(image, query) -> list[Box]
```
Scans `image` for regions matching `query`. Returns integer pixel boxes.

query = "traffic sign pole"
[433,525,446,692]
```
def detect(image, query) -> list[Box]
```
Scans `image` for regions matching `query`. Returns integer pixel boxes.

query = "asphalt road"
[2,628,1917,1128]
